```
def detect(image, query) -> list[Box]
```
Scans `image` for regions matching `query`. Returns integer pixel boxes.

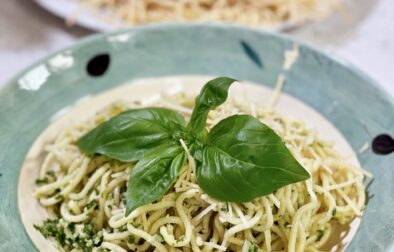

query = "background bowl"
[31,0,327,32]
[0,23,393,251]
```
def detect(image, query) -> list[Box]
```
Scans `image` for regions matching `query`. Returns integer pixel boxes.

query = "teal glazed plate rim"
[0,23,393,251]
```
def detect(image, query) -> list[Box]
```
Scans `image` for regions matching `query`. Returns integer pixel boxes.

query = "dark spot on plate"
[87,54,110,77]
[240,40,264,68]
[372,134,394,155]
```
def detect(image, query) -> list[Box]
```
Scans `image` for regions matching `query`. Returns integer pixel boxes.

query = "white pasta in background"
[34,88,367,252]
[74,0,341,28]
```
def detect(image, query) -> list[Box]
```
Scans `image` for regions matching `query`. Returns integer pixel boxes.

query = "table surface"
[1,0,393,96]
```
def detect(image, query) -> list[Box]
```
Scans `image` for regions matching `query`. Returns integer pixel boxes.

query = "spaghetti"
[75,0,341,28]
[34,89,367,252]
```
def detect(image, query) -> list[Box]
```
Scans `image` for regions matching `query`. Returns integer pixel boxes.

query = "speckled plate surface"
[0,24,393,251]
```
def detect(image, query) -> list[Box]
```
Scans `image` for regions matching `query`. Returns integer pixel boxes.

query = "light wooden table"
[0,0,393,96]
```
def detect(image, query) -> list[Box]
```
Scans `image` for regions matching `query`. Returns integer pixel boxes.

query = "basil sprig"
[77,77,310,215]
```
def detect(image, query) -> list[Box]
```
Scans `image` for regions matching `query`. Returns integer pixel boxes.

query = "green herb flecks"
[86,200,98,210]
[242,240,259,252]
[127,235,135,244]
[34,219,103,251]
[118,225,128,232]
[332,208,337,218]
[316,229,325,242]
[35,177,49,186]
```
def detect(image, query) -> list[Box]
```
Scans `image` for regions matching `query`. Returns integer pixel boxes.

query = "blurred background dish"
[34,0,115,32]
[34,0,343,31]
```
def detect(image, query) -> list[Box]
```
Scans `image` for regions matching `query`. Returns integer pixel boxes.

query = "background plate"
[0,24,393,251]
[34,0,115,32]
[33,0,305,32]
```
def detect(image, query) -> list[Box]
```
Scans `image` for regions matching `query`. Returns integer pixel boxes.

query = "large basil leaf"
[77,108,185,162]
[126,144,185,215]
[196,115,310,202]
[188,77,236,136]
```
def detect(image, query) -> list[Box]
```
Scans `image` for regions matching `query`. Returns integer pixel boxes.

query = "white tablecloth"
[1,0,393,96]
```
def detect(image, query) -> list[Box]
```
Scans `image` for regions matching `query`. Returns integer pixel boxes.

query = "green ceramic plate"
[0,24,393,252]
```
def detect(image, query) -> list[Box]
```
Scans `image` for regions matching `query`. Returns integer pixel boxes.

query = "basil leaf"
[196,115,310,202]
[77,108,185,162]
[126,144,185,215]
[188,77,237,136]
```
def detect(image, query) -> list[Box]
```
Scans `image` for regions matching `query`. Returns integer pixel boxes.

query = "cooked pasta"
[34,86,368,252]
[75,0,341,28]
